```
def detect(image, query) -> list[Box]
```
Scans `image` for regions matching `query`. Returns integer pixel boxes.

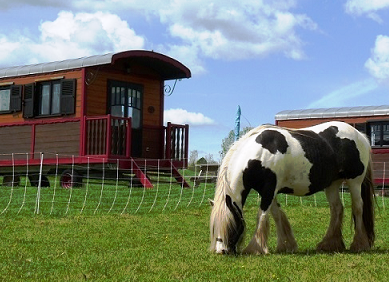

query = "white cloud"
[164,108,215,126]
[345,0,389,22]
[0,1,318,73]
[308,79,378,108]
[158,44,207,75]
[0,11,145,66]
[0,36,21,62]
[158,0,317,61]
[365,35,389,81]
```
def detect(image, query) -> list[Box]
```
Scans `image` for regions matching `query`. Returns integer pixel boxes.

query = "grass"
[1,174,389,281]
[0,171,215,216]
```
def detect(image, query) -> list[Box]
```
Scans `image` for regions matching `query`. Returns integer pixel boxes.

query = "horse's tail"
[361,159,375,247]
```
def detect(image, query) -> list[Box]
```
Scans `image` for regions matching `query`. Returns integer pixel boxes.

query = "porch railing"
[165,122,189,165]
[83,116,189,163]
[83,115,131,158]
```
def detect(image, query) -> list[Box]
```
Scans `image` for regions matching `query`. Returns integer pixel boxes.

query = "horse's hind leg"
[317,181,346,252]
[270,200,298,253]
[242,209,270,255]
[348,178,372,252]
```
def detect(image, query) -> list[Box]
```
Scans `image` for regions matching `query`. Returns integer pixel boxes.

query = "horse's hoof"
[276,243,298,253]
[350,242,371,253]
[316,240,345,253]
[242,246,269,255]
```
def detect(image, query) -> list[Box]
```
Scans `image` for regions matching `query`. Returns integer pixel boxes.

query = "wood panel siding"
[0,125,32,160]
[142,126,164,159]
[0,69,83,124]
[85,67,162,126]
[34,121,80,156]
[372,152,389,182]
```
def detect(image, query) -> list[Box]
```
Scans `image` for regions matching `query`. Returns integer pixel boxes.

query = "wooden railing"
[83,115,131,158]
[83,117,188,162]
[165,122,189,165]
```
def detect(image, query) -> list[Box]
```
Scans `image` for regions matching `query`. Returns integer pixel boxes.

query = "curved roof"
[275,105,389,120]
[0,50,191,80]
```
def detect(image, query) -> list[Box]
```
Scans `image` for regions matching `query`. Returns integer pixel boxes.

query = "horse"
[210,121,375,255]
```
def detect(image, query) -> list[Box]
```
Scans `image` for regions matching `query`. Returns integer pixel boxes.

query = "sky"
[1,0,389,161]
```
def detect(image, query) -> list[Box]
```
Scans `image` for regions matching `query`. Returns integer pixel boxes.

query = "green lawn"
[1,177,389,281]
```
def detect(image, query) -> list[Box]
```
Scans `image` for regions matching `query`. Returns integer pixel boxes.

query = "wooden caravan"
[0,50,191,188]
[275,105,389,185]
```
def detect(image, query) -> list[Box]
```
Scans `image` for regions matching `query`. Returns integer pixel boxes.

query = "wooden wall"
[34,121,80,156]
[85,66,162,126]
[0,125,31,160]
[0,69,83,124]
[0,121,80,161]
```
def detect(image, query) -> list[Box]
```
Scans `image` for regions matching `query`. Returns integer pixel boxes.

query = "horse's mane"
[210,124,274,251]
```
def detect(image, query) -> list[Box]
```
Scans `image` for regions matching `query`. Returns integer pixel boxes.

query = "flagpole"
[235,105,241,141]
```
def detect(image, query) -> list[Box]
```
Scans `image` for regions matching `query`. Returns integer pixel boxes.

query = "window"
[0,85,22,113]
[23,79,76,118]
[0,88,10,112]
[369,121,389,147]
[108,80,143,129]
[39,81,61,115]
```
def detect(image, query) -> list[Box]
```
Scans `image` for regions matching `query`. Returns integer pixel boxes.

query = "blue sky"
[1,0,389,161]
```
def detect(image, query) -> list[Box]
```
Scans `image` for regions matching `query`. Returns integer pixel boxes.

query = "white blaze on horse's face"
[215,238,226,254]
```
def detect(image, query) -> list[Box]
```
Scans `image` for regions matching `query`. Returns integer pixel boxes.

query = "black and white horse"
[210,121,374,254]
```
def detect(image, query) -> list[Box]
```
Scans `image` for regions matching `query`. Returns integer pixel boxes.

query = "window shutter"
[23,83,35,118]
[9,85,22,112]
[60,79,76,115]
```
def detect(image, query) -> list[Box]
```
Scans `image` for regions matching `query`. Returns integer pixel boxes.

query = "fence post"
[382,162,386,210]
[35,153,44,215]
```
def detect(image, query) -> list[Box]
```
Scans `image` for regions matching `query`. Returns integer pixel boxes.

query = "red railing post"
[81,115,86,156]
[106,114,112,158]
[126,117,132,158]
[165,122,172,159]
[184,124,189,167]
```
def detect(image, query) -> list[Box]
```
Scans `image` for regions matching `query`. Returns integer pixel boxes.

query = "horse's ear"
[209,199,215,206]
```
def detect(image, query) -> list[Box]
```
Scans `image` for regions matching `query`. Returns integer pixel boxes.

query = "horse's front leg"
[242,208,270,255]
[316,181,345,252]
[270,199,298,253]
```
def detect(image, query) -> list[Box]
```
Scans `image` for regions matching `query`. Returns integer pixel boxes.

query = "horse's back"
[307,121,370,165]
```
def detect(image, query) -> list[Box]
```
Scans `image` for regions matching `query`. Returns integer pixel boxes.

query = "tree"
[219,130,235,160]
[204,153,217,164]
[189,150,199,167]
[219,127,253,159]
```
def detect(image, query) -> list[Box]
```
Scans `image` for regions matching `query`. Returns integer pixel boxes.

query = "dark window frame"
[38,80,62,117]
[23,79,76,118]
[368,121,389,147]
[0,84,22,113]
[107,80,143,129]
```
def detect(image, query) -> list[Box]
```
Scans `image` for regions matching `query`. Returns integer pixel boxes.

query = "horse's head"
[210,194,245,254]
